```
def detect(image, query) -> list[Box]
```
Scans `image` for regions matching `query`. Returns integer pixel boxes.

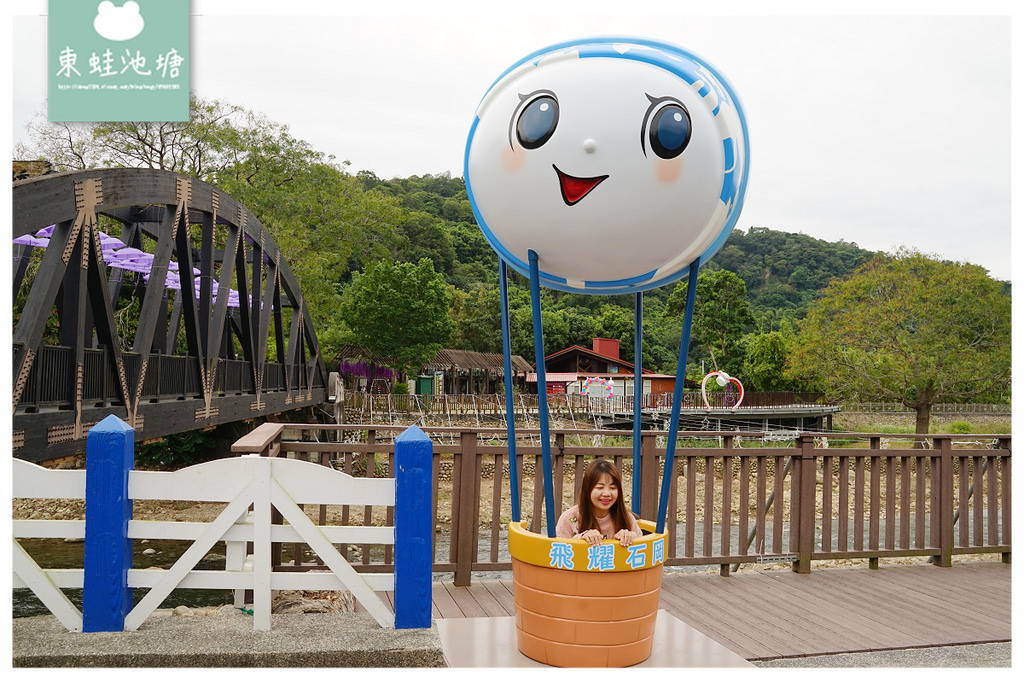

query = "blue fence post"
[394,424,433,629]
[82,414,134,632]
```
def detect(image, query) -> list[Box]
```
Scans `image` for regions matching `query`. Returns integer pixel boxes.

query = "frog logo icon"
[93,1,145,41]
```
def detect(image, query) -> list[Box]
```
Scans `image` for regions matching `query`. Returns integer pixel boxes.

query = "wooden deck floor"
[409,561,1011,662]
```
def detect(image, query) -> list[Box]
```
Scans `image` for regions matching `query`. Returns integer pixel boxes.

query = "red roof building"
[526,338,694,397]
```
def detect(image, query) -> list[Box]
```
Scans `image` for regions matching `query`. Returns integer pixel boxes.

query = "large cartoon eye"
[513,92,559,149]
[642,96,691,159]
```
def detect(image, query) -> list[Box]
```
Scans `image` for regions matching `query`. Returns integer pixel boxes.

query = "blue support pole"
[632,291,643,516]
[82,414,134,632]
[528,250,557,537]
[394,424,433,628]
[498,259,521,523]
[656,260,701,534]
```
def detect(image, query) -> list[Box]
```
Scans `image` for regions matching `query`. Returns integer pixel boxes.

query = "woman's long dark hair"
[576,459,633,535]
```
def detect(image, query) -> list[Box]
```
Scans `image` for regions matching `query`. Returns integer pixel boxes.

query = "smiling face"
[465,39,748,294]
[589,472,619,516]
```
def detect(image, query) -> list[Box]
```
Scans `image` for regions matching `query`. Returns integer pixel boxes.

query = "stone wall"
[13,160,55,182]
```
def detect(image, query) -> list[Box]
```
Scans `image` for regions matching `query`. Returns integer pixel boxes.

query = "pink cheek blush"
[655,157,682,184]
[503,145,526,173]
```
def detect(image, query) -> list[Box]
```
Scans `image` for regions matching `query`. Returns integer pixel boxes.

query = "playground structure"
[465,37,750,665]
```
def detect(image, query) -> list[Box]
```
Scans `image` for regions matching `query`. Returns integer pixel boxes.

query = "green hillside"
[362,172,881,372]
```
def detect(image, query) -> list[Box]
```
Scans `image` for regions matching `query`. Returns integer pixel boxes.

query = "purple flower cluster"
[338,360,394,380]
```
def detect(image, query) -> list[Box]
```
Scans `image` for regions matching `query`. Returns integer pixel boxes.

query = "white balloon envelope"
[465,37,749,294]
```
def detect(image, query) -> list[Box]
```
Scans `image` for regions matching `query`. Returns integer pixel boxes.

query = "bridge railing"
[264,424,1011,584]
[12,342,321,410]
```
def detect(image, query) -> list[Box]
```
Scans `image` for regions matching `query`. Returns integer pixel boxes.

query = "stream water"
[13,538,233,618]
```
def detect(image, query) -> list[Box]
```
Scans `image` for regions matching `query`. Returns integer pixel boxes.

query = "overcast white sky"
[4,1,1019,282]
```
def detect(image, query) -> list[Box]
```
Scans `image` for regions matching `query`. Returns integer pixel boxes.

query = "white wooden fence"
[12,421,430,632]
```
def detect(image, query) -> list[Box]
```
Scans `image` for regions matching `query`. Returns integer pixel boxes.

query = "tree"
[24,94,246,177]
[562,307,598,350]
[594,304,634,361]
[339,258,454,374]
[789,249,1011,436]
[635,296,679,375]
[212,147,406,363]
[391,211,456,276]
[667,268,755,377]
[449,286,501,353]
[742,331,788,391]
[511,306,569,359]
[740,320,814,392]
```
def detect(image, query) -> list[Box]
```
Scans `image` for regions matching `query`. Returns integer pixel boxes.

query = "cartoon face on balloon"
[465,38,749,294]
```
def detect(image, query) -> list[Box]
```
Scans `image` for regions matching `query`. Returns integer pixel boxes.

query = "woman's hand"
[613,528,640,547]
[575,529,604,546]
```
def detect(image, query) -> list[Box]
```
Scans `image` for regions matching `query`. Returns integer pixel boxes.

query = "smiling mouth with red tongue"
[554,165,608,206]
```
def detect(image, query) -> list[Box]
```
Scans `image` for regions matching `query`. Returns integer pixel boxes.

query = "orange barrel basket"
[508,519,667,667]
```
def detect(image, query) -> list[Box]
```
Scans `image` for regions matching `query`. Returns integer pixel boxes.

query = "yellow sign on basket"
[508,521,667,573]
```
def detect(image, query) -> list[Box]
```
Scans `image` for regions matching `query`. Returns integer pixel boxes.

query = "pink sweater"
[555,504,641,540]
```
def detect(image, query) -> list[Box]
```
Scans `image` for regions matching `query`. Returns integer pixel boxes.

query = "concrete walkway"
[754,642,1012,668]
[13,608,1011,668]
[436,610,753,667]
[12,610,443,667]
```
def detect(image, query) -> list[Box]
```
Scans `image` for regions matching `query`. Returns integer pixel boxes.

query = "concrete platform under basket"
[12,611,444,667]
[437,609,753,667]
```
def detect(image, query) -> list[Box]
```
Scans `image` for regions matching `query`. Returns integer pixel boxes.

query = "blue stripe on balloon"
[584,267,659,288]
[720,138,737,203]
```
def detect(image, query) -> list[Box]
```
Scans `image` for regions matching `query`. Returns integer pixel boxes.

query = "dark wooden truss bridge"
[12,168,326,463]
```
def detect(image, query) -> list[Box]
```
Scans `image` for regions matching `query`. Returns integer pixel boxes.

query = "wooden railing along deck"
[235,424,1011,585]
[344,391,833,421]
